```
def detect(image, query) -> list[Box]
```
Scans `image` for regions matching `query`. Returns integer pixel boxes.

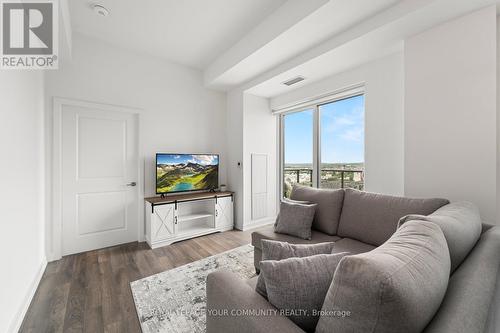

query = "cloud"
[322,106,364,143]
[340,127,364,142]
[191,155,218,165]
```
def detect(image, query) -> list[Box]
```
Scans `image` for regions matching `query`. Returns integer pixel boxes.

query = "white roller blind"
[272,83,365,114]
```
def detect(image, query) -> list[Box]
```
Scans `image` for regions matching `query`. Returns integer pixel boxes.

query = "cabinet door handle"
[215,210,218,217]
[126,182,137,187]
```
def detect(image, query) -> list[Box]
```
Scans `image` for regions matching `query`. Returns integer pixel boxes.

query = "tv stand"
[144,191,234,249]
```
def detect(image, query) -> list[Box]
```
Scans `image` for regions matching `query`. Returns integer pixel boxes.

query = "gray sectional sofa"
[206,187,500,333]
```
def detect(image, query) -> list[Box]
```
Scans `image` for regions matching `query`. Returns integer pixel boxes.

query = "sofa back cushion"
[290,185,344,235]
[424,227,500,333]
[337,189,449,246]
[316,221,451,333]
[398,201,482,273]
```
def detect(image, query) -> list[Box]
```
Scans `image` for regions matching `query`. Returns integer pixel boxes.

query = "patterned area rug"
[130,244,256,333]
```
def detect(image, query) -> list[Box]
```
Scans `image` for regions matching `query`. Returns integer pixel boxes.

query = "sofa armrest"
[206,270,305,333]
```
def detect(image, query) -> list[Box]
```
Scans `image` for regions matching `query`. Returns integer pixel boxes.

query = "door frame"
[52,97,142,261]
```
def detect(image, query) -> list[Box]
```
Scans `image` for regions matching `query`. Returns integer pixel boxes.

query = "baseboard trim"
[9,258,47,333]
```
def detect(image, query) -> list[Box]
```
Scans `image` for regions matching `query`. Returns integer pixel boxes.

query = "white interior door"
[61,102,138,255]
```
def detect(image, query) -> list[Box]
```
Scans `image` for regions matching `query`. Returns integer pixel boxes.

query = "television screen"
[156,153,219,194]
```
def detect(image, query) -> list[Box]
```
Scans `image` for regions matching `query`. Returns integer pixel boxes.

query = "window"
[280,90,364,198]
[319,95,364,190]
[282,109,314,198]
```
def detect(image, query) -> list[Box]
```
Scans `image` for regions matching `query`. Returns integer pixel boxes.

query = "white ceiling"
[68,0,500,97]
[243,0,500,97]
[205,0,401,88]
[68,0,286,69]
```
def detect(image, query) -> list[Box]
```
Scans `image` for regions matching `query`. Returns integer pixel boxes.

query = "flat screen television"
[156,153,219,194]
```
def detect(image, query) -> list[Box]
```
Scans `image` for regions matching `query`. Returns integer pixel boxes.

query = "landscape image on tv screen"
[156,154,219,194]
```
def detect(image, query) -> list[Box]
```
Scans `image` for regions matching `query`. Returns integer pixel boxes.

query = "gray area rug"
[131,244,256,333]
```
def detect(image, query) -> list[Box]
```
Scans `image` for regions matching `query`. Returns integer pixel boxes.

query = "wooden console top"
[144,191,233,205]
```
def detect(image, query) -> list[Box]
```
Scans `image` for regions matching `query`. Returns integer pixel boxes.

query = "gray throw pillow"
[316,221,450,333]
[290,185,345,235]
[260,253,349,332]
[398,201,482,273]
[255,240,335,298]
[274,200,317,240]
[273,198,312,224]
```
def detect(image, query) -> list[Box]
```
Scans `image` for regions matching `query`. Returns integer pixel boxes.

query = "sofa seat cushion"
[290,185,344,235]
[338,188,449,246]
[252,225,340,250]
[331,237,376,255]
[316,221,451,333]
[399,201,482,273]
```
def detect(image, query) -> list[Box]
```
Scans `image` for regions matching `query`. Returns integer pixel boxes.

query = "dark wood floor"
[20,228,259,333]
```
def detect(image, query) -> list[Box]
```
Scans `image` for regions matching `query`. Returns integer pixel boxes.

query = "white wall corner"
[226,89,245,229]
[59,0,73,60]
[242,93,277,228]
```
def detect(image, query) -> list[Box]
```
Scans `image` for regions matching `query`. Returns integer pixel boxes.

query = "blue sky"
[157,154,219,165]
[284,94,364,164]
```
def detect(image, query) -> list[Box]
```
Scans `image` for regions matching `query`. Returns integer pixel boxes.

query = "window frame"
[278,85,365,199]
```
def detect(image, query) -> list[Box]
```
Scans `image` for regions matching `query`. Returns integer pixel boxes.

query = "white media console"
[144,191,234,249]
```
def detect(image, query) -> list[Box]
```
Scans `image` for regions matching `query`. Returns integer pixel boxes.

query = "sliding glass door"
[282,109,314,198]
[319,95,364,190]
[280,91,364,198]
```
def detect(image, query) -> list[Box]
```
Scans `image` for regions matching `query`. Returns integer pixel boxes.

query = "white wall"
[243,94,278,229]
[497,15,500,224]
[0,71,46,332]
[405,6,497,223]
[226,91,278,230]
[271,53,405,195]
[45,34,227,259]
[226,89,244,228]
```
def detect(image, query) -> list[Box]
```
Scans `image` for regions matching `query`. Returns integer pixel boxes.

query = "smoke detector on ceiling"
[93,4,109,17]
[282,76,305,86]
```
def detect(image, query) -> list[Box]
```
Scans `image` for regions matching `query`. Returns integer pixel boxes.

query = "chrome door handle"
[126,182,137,187]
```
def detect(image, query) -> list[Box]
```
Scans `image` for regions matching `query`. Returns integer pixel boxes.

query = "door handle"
[126,182,137,187]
